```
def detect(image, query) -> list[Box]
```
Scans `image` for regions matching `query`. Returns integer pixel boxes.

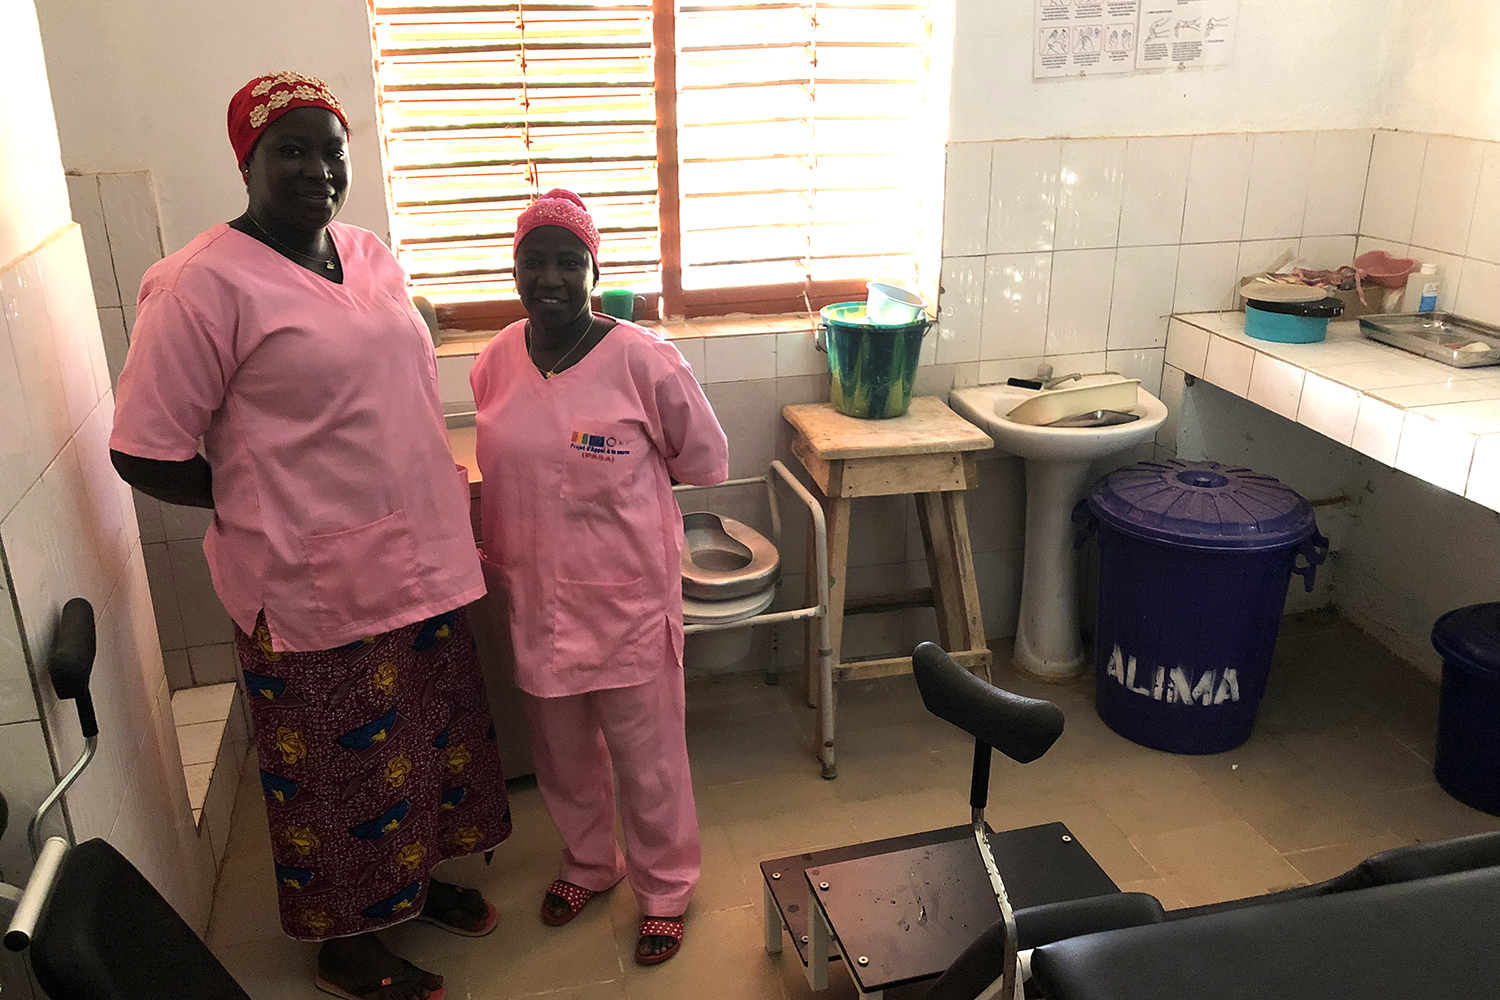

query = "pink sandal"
[540,879,596,927]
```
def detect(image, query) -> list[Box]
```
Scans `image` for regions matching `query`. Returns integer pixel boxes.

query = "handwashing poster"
[1034,0,1236,78]
[1035,0,1141,77]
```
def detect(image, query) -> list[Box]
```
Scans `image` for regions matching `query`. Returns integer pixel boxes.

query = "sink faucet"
[1032,364,1096,390]
[1009,365,1092,392]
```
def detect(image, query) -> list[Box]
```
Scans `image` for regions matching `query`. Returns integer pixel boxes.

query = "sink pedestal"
[947,380,1168,685]
[1014,459,1095,681]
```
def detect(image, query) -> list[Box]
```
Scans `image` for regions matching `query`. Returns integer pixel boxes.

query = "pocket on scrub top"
[560,420,641,504]
[303,510,427,626]
[551,575,652,670]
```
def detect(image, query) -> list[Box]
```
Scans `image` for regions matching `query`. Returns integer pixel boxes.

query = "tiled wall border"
[67,172,237,691]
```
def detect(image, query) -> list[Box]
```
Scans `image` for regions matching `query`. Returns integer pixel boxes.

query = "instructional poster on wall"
[1034,0,1141,79]
[1033,0,1235,78]
[1136,0,1236,68]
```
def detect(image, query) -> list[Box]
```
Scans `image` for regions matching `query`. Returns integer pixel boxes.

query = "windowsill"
[434,311,821,358]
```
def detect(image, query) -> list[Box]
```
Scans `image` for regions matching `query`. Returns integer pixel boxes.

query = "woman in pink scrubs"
[469,189,728,965]
[110,73,508,1000]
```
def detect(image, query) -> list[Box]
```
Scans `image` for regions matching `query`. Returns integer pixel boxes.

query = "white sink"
[950,379,1167,462]
[950,380,1168,681]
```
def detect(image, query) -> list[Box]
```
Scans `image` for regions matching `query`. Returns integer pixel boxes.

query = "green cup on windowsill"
[600,288,638,321]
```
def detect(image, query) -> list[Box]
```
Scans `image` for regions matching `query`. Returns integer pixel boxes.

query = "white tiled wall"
[939,130,1375,395]
[68,172,237,690]
[0,225,216,934]
[1357,129,1500,324]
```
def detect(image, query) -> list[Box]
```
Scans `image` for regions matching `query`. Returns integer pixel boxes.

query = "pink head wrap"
[513,188,601,261]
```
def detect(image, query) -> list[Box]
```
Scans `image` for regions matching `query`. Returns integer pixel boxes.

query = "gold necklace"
[526,320,592,379]
[245,210,337,271]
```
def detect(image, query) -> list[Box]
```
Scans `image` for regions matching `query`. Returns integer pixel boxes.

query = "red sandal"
[635,916,684,966]
[540,879,597,927]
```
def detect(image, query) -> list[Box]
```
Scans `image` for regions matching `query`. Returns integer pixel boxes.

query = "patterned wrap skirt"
[237,606,511,940]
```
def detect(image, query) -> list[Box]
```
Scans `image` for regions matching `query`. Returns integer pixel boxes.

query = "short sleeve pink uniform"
[469,320,728,698]
[110,222,484,652]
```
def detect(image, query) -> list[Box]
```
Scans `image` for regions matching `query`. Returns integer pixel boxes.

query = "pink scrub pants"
[522,668,700,916]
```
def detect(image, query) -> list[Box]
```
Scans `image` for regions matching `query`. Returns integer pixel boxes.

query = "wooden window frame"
[381,2,924,333]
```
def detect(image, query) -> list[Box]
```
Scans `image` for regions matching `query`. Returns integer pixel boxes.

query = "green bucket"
[820,302,929,419]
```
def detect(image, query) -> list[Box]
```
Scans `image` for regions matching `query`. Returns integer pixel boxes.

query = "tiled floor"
[206,610,1500,999]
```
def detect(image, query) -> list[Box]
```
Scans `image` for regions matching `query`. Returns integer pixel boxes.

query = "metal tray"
[1360,312,1500,368]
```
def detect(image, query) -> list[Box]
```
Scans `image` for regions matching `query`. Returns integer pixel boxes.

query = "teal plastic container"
[1244,297,1343,344]
[820,302,929,419]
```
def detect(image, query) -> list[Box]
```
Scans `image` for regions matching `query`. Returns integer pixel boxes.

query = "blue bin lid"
[1088,460,1316,552]
[1432,603,1500,678]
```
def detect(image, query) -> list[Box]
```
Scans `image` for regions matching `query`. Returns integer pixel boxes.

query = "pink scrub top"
[470,319,728,697]
[110,222,484,653]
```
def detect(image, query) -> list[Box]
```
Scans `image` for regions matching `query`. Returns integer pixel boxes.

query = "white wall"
[945,0,1500,146]
[948,0,1391,143]
[33,0,389,255]
[1338,465,1500,677]
[1382,1,1500,142]
[0,11,215,996]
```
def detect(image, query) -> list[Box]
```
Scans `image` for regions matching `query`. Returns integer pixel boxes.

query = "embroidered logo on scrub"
[570,430,630,464]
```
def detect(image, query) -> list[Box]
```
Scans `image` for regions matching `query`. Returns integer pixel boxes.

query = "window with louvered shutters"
[370,0,936,330]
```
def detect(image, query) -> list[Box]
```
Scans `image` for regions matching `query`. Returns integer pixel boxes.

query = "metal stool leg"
[806,884,831,991]
[763,881,783,955]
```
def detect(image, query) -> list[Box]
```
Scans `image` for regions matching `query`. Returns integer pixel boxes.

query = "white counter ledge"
[1165,311,1500,510]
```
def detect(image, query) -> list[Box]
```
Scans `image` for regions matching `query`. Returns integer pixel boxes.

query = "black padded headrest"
[47,597,98,739]
[48,597,95,701]
[30,839,251,1000]
[913,642,1065,763]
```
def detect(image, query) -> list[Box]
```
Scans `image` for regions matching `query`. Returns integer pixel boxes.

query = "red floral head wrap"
[514,188,601,261]
[227,71,350,170]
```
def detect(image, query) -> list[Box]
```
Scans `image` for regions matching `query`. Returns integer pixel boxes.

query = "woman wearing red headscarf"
[110,72,508,1000]
[469,189,728,965]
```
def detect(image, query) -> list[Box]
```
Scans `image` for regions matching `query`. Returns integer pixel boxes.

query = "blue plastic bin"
[1431,604,1500,816]
[1074,461,1328,754]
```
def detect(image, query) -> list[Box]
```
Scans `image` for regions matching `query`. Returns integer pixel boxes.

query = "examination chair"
[1028,859,1500,1000]
[763,642,1162,998]
[928,828,1500,1000]
[1,598,251,1000]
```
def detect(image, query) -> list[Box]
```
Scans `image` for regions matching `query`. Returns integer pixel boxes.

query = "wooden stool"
[783,397,994,777]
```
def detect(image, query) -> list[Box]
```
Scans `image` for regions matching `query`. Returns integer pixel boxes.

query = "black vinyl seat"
[1029,865,1500,1000]
[28,838,250,1000]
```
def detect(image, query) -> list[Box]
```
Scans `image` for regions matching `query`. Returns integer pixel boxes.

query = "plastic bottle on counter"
[1404,263,1441,313]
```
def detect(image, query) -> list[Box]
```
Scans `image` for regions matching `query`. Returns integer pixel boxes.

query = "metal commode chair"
[1,598,250,1000]
[674,460,839,775]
